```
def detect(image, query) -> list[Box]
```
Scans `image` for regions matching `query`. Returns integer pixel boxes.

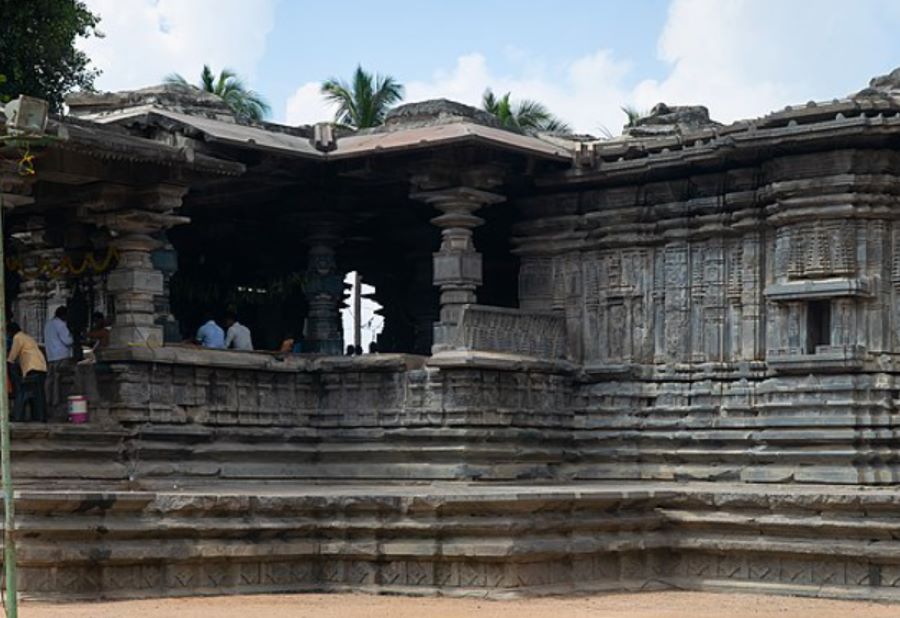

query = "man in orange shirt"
[7,322,48,422]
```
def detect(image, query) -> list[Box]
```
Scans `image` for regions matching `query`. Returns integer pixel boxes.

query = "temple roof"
[0,106,244,177]
[12,65,900,186]
[66,86,571,162]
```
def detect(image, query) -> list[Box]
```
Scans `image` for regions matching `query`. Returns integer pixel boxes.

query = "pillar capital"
[410,186,505,213]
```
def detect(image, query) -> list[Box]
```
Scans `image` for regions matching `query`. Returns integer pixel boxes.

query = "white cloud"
[285,82,338,127]
[284,0,900,136]
[80,0,276,92]
[405,51,633,136]
[631,0,900,124]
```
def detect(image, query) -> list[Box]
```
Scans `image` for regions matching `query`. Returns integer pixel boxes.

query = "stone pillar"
[7,214,74,342]
[151,231,181,343]
[82,184,188,348]
[13,247,67,344]
[3,167,55,340]
[411,187,505,353]
[303,218,344,354]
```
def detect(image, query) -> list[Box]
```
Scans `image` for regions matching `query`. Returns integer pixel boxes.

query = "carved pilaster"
[411,187,505,353]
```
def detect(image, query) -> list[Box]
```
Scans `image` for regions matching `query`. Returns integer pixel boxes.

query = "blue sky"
[256,0,669,120]
[81,0,900,134]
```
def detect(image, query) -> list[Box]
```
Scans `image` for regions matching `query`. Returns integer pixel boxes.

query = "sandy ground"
[19,592,900,618]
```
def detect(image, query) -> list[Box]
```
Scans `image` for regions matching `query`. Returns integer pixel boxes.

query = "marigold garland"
[5,247,119,280]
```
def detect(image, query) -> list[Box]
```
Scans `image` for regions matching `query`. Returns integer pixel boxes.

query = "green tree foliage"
[321,65,404,129]
[165,65,270,121]
[0,0,101,111]
[482,89,572,134]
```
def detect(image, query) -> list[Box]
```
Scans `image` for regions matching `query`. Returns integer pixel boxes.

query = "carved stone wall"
[513,150,900,372]
[502,148,900,485]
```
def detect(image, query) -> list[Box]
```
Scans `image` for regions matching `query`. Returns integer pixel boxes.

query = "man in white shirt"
[43,305,74,412]
[224,311,253,351]
[44,306,73,361]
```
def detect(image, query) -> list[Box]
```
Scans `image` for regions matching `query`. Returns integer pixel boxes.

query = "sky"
[79,0,900,135]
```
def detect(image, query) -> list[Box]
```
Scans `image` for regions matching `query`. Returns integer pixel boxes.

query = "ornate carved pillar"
[303,217,344,354]
[81,184,188,348]
[411,187,505,353]
[8,218,66,343]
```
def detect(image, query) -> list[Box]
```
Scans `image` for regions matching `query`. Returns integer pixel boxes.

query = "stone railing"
[455,304,568,359]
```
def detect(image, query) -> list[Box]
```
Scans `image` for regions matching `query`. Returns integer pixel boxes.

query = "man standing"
[7,322,48,422]
[195,313,225,349]
[224,311,253,351]
[43,305,73,412]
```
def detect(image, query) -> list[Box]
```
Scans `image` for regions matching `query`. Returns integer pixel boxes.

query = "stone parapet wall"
[455,304,568,359]
[49,348,574,483]
[42,347,900,485]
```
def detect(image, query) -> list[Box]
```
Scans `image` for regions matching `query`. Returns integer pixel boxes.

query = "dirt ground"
[20,591,900,618]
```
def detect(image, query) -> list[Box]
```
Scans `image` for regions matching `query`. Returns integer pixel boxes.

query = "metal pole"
[0,184,16,618]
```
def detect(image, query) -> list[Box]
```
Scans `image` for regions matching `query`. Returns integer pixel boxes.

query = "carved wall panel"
[663,244,690,362]
[780,220,857,280]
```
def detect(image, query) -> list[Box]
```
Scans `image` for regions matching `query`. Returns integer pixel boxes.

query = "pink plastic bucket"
[68,395,88,424]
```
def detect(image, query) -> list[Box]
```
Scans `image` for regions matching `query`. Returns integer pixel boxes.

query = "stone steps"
[2,483,900,602]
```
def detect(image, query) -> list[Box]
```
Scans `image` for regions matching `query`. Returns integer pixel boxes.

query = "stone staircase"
[4,482,900,601]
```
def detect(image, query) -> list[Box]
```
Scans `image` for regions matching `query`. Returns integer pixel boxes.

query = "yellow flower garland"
[5,247,119,280]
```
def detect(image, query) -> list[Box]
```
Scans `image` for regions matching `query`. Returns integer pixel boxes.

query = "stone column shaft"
[107,232,165,347]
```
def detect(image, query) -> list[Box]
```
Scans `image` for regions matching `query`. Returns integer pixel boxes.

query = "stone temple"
[2,68,900,602]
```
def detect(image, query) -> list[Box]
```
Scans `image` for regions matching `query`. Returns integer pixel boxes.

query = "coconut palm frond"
[321,65,404,129]
[169,65,269,121]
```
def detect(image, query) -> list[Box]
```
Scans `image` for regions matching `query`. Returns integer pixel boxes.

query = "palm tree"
[320,65,404,129]
[482,89,572,134]
[621,105,647,128]
[164,65,270,122]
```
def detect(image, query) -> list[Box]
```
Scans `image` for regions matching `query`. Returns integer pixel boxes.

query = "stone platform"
[5,481,900,602]
[17,347,899,604]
